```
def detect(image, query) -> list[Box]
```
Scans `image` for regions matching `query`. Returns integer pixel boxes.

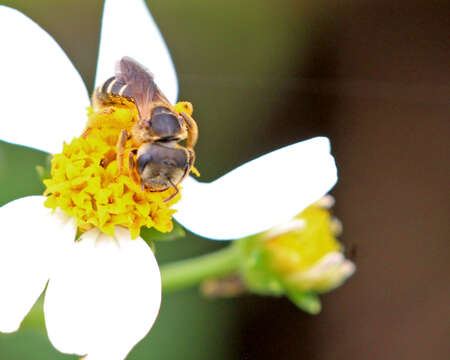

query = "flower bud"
[237,196,355,313]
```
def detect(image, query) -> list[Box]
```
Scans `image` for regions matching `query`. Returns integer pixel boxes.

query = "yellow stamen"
[174,101,193,115]
[44,103,193,239]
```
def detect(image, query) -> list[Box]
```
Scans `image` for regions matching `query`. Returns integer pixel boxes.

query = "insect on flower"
[91,56,198,201]
[0,0,339,359]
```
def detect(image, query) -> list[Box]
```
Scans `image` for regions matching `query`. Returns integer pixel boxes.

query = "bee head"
[136,142,189,191]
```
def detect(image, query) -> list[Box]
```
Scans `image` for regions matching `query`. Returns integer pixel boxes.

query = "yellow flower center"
[265,205,341,274]
[43,102,193,239]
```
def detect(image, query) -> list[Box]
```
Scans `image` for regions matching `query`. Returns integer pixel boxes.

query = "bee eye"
[137,152,152,174]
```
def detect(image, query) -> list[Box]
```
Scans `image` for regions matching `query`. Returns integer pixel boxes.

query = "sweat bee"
[92,56,198,201]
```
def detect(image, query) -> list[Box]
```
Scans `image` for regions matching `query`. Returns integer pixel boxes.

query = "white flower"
[0,0,337,359]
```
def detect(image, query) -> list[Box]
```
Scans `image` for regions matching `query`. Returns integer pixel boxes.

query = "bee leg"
[116,129,128,176]
[186,148,200,177]
[180,112,198,149]
[163,179,179,203]
[100,149,117,168]
[187,148,196,170]
[128,150,141,186]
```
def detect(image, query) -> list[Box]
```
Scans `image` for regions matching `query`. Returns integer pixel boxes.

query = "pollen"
[43,103,192,239]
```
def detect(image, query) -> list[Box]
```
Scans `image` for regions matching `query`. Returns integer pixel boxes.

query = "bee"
[92,56,198,201]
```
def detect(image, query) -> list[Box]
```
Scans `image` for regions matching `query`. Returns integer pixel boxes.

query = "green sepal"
[286,289,321,314]
[240,249,284,295]
[237,236,285,296]
[75,228,83,241]
[140,221,185,243]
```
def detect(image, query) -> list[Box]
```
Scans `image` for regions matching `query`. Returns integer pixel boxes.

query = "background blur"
[0,0,449,359]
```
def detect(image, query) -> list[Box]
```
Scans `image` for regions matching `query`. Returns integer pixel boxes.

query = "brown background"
[238,1,450,359]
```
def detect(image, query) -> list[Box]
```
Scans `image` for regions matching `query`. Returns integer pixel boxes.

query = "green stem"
[161,245,240,293]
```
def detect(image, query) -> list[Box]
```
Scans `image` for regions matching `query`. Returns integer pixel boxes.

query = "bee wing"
[115,57,171,119]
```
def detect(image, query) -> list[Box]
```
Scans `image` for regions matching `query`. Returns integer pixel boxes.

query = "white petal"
[0,6,90,154]
[44,227,161,359]
[0,196,76,333]
[174,137,337,240]
[263,219,306,239]
[96,0,178,103]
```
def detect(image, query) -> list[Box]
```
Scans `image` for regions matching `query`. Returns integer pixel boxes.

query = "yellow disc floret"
[265,206,341,274]
[44,104,189,239]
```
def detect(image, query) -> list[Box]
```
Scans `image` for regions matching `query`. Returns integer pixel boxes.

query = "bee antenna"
[164,179,179,203]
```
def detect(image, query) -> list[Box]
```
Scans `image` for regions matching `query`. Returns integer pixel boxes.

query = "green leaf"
[36,155,52,181]
[36,165,47,180]
[140,221,186,242]
[286,290,321,314]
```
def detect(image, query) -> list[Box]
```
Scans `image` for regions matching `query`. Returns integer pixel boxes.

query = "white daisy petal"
[0,6,89,154]
[96,0,178,103]
[0,196,76,333]
[44,227,161,359]
[174,137,337,240]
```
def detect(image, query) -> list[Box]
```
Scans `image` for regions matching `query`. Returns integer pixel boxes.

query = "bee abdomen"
[93,76,134,108]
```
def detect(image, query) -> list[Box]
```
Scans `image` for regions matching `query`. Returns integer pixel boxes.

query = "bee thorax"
[150,106,183,138]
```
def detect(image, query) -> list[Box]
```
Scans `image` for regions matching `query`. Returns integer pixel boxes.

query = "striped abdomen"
[92,76,135,109]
